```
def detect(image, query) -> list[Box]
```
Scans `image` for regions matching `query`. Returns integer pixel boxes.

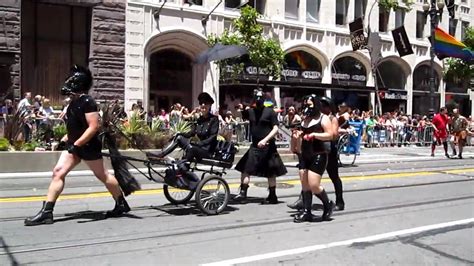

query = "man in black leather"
[234,89,287,204]
[147,92,219,169]
[24,65,130,226]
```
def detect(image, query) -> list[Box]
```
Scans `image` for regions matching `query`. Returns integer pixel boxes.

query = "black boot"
[233,184,249,202]
[335,192,345,211]
[106,195,131,217]
[316,189,334,221]
[334,202,345,211]
[262,186,278,205]
[294,191,315,223]
[146,139,179,158]
[287,191,303,210]
[24,201,55,226]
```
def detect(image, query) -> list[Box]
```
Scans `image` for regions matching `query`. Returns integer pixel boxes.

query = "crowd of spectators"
[3,93,473,148]
[142,100,474,147]
[0,93,69,142]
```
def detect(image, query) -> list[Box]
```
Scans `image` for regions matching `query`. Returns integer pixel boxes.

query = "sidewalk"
[1,146,472,180]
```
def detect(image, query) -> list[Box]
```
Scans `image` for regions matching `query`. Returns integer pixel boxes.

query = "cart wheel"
[195,175,230,215]
[163,185,195,205]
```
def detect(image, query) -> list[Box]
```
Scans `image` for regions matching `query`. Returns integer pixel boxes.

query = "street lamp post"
[423,0,445,112]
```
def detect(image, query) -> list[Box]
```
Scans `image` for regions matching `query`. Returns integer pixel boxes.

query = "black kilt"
[235,143,287,178]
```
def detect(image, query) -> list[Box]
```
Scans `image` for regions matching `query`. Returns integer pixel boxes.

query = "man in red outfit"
[431,107,449,158]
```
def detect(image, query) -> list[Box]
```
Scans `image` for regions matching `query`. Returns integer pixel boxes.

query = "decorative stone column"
[89,1,126,102]
[0,1,21,99]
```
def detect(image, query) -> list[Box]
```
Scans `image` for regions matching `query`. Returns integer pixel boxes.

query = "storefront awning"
[220,79,376,93]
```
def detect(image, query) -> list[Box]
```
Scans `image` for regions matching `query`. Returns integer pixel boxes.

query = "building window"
[354,0,367,20]
[461,21,470,41]
[336,0,348,25]
[449,18,458,36]
[187,0,202,5]
[395,9,405,28]
[379,10,389,32]
[247,0,266,14]
[225,0,241,8]
[306,0,320,23]
[416,11,425,38]
[285,0,299,20]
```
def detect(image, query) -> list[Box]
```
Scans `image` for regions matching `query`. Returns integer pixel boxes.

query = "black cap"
[198,92,214,105]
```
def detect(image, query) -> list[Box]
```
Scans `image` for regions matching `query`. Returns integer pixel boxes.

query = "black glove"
[57,141,67,151]
[185,143,193,150]
[67,144,81,155]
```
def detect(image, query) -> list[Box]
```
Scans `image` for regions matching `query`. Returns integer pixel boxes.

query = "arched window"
[332,56,367,86]
[283,50,322,81]
[376,60,406,90]
[413,65,440,92]
[149,49,193,112]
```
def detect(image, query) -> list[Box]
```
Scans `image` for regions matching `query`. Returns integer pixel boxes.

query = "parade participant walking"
[293,95,334,222]
[24,66,130,226]
[234,89,287,204]
[451,108,469,159]
[288,97,345,211]
[321,97,344,210]
[431,107,450,158]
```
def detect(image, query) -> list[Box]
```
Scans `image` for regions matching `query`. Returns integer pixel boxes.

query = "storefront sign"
[331,73,366,82]
[282,69,322,80]
[379,91,408,100]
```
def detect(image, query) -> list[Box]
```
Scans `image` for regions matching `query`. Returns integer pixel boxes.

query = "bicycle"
[336,132,357,166]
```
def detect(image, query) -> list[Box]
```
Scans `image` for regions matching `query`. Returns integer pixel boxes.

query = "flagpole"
[424,0,445,113]
[429,0,436,112]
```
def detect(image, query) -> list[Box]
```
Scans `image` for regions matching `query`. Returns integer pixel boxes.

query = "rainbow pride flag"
[434,27,474,61]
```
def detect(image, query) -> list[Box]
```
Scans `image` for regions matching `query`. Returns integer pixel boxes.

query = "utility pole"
[423,0,445,112]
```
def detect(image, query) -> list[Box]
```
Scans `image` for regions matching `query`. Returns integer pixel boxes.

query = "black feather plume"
[103,132,141,196]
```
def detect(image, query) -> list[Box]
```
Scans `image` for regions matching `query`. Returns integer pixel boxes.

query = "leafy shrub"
[53,123,67,141]
[12,140,24,151]
[151,132,171,149]
[0,138,10,151]
[23,141,40,151]
[169,118,192,136]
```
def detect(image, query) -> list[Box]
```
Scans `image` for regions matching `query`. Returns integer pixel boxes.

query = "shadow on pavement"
[150,203,239,217]
[54,210,142,224]
[0,237,20,266]
[229,195,287,205]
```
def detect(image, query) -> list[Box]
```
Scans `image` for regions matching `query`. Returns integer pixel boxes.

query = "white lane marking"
[201,218,474,266]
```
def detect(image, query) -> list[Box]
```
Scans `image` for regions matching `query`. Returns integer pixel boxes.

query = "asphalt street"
[0,146,473,265]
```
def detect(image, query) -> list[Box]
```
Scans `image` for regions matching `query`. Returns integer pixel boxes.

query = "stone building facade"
[0,0,126,103]
[0,0,21,99]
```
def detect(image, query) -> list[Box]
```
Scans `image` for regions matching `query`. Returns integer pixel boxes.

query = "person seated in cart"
[147,92,219,173]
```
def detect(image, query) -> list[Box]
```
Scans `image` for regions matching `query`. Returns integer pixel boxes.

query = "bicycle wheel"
[195,175,230,215]
[337,136,356,166]
[163,184,195,205]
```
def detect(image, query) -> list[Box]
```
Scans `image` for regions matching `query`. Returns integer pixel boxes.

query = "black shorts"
[298,153,328,175]
[71,141,102,161]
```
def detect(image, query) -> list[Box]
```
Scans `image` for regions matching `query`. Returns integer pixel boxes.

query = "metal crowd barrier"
[364,125,438,147]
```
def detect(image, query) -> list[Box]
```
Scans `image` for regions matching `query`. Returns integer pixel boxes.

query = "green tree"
[378,0,414,11]
[208,6,285,81]
[444,26,474,90]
